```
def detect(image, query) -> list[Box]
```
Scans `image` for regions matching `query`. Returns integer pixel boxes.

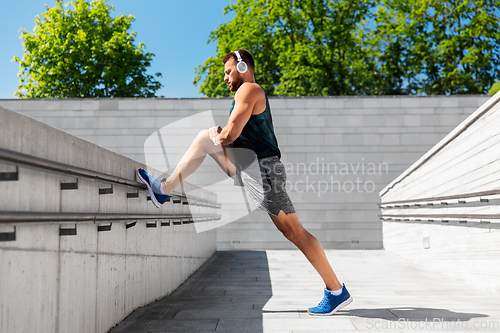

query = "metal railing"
[0,147,222,232]
[379,189,500,207]
[0,147,221,208]
[379,189,500,227]
[0,212,220,224]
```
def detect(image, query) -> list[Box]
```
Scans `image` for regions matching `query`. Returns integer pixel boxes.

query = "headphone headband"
[234,50,243,62]
[233,50,248,74]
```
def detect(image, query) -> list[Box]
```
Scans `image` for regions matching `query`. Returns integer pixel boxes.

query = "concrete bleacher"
[380,91,500,296]
[0,106,218,333]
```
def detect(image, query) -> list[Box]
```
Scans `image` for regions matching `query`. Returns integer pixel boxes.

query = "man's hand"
[208,125,222,139]
[209,125,223,146]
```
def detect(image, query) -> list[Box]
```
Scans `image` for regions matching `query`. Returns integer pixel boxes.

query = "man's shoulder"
[235,83,266,102]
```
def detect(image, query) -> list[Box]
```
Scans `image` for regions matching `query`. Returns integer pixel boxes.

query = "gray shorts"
[234,155,296,217]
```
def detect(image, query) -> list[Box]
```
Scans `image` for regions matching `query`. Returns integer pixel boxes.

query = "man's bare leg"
[161,129,236,195]
[269,210,342,291]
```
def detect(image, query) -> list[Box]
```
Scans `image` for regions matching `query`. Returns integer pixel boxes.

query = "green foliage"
[374,0,500,95]
[489,81,500,95]
[195,0,500,97]
[194,0,376,97]
[13,0,162,98]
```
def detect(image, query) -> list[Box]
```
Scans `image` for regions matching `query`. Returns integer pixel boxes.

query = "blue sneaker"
[136,168,171,208]
[308,284,353,316]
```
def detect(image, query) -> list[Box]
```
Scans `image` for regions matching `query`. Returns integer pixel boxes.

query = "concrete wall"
[0,95,490,250]
[0,106,217,333]
[380,92,500,295]
[383,222,500,295]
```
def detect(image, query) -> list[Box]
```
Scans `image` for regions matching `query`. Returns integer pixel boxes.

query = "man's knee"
[197,128,209,138]
[195,129,210,144]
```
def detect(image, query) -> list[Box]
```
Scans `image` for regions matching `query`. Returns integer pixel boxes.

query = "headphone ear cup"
[237,61,248,73]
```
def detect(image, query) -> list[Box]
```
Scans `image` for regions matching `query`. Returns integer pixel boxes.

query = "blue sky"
[0,0,234,99]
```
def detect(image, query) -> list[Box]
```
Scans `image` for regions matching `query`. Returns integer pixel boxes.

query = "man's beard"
[230,75,243,92]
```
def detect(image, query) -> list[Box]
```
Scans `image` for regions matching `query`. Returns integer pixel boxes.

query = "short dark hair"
[223,49,255,71]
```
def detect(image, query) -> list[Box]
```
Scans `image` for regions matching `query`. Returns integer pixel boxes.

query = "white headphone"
[234,50,248,73]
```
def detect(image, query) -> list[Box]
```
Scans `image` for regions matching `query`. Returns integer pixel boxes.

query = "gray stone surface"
[109,250,500,333]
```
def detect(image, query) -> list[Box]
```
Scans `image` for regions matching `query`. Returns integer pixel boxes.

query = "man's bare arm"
[211,83,263,146]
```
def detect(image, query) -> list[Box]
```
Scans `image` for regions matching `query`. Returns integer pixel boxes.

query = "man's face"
[224,58,243,92]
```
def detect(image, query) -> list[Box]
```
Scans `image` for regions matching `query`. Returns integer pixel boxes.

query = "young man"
[137,49,352,315]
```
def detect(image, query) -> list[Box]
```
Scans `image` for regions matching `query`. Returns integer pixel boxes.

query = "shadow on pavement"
[343,307,489,321]
[263,307,489,322]
[109,251,272,333]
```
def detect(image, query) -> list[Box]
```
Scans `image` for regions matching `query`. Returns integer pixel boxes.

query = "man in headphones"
[137,49,352,316]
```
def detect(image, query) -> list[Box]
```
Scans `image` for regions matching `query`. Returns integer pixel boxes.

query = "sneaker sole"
[136,169,162,208]
[307,296,353,316]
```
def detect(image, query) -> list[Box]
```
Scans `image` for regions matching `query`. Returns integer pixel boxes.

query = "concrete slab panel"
[58,252,98,333]
[80,100,100,110]
[343,99,363,109]
[0,100,23,110]
[59,223,98,252]
[192,99,212,110]
[268,98,287,109]
[96,254,127,333]
[99,99,119,110]
[0,249,58,333]
[305,98,326,109]
[325,98,345,109]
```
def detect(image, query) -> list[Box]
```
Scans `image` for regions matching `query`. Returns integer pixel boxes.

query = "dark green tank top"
[229,92,281,159]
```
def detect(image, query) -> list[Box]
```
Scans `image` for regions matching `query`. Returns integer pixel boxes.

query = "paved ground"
[109,250,500,332]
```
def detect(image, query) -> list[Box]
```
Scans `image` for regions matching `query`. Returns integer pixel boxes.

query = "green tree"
[489,81,500,95]
[14,0,162,98]
[196,0,500,97]
[366,1,427,95]
[194,0,376,97]
[372,0,500,95]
